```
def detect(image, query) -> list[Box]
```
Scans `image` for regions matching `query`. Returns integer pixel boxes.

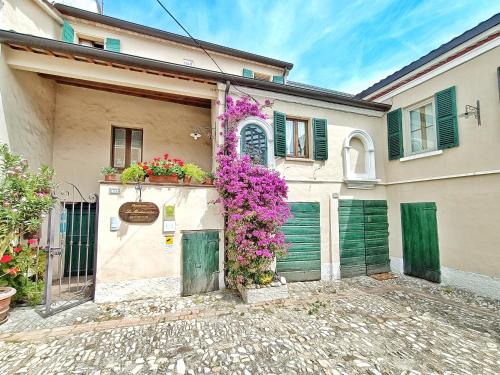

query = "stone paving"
[0,275,498,374]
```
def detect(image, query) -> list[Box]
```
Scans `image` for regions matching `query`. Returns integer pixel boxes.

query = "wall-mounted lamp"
[190,131,202,140]
[459,100,481,126]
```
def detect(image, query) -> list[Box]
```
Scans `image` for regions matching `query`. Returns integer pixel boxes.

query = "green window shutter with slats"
[105,38,121,52]
[387,108,403,160]
[312,118,328,160]
[62,20,74,43]
[273,111,286,157]
[242,68,254,78]
[272,75,284,84]
[435,86,459,149]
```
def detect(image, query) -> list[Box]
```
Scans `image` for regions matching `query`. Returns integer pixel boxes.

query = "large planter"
[149,175,178,183]
[0,287,16,325]
[237,279,288,304]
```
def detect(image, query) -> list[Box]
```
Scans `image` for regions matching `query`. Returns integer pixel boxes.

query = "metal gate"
[41,182,99,317]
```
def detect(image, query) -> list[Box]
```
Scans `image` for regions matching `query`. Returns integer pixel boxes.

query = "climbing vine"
[215,96,290,287]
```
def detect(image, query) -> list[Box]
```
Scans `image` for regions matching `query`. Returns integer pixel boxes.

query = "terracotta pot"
[203,178,214,185]
[104,174,117,182]
[149,175,178,183]
[0,287,16,325]
[183,176,192,185]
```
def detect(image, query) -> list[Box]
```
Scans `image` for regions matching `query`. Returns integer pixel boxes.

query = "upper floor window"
[111,126,143,169]
[78,37,104,49]
[240,124,268,166]
[406,101,437,155]
[286,118,308,158]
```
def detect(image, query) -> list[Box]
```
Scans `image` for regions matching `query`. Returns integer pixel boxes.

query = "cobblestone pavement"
[0,275,498,374]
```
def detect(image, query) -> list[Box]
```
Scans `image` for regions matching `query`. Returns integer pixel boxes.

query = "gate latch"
[49,247,62,256]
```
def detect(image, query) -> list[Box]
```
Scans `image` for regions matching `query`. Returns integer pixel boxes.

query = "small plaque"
[119,202,160,223]
[109,187,121,195]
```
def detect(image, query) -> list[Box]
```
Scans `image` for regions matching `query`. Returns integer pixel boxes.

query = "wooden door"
[64,203,96,277]
[364,200,390,275]
[401,202,440,283]
[277,202,321,282]
[182,231,220,296]
[339,199,390,278]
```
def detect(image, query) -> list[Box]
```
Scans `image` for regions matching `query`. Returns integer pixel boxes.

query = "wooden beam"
[38,73,212,108]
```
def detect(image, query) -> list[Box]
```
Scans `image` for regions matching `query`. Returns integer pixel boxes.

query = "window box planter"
[149,175,178,183]
[237,278,288,304]
[0,287,16,325]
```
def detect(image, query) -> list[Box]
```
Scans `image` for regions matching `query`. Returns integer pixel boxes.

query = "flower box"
[237,278,288,304]
[149,175,178,183]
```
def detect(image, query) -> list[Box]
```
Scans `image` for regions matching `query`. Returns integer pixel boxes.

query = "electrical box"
[110,217,120,231]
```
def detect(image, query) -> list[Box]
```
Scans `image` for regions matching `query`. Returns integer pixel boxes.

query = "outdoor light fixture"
[459,100,481,126]
[190,131,202,140]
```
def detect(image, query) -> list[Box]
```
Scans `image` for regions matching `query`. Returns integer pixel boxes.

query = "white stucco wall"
[1,0,61,38]
[52,84,212,198]
[0,48,56,169]
[94,182,224,301]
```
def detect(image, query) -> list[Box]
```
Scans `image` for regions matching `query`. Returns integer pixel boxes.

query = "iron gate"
[41,182,99,317]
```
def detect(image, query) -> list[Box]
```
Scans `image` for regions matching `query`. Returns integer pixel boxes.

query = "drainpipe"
[223,80,230,134]
[222,80,230,286]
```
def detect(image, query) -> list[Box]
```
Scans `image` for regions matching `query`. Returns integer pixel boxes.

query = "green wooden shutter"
[61,21,74,43]
[387,108,403,160]
[312,118,328,161]
[242,68,254,78]
[272,75,284,84]
[273,111,286,157]
[435,86,458,149]
[105,38,121,52]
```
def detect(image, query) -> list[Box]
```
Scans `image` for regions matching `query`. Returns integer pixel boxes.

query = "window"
[79,37,104,49]
[111,127,143,169]
[405,101,437,155]
[240,124,268,166]
[286,118,308,158]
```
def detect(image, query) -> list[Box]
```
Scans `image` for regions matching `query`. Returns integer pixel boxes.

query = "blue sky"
[103,0,500,95]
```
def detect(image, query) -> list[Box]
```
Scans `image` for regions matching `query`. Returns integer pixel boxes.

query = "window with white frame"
[405,100,437,155]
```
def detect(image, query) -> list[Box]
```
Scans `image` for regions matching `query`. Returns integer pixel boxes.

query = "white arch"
[237,117,275,168]
[342,129,377,188]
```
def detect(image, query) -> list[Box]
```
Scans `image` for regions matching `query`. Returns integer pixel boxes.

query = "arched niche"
[237,117,275,168]
[342,129,377,189]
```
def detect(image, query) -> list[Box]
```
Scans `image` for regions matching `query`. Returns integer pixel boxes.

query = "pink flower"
[27,239,37,245]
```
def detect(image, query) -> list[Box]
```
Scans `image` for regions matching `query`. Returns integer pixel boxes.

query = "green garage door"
[339,199,390,278]
[277,202,321,282]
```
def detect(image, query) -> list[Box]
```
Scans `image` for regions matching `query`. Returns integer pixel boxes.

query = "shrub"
[120,164,145,184]
[182,163,205,182]
[215,96,290,287]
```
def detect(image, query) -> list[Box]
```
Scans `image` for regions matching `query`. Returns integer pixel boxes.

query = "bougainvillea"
[215,96,290,287]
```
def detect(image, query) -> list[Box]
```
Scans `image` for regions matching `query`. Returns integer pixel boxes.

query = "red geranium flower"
[14,247,22,253]
[163,153,169,160]
[1,255,12,263]
[142,165,148,170]
[147,169,153,175]
[27,239,37,245]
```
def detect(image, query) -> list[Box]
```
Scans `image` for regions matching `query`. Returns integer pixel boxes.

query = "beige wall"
[66,17,285,78]
[1,0,60,38]
[52,84,212,197]
[380,46,500,278]
[96,183,223,284]
[0,47,56,169]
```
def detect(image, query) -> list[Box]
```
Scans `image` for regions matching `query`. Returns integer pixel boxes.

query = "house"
[0,0,498,307]
[356,13,500,297]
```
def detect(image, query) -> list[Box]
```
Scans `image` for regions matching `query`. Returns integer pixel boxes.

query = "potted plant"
[0,286,16,324]
[120,163,145,184]
[101,166,118,182]
[182,163,205,185]
[143,154,184,184]
[203,172,215,185]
